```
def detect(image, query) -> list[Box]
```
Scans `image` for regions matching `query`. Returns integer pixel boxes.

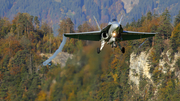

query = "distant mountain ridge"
[0,0,180,35]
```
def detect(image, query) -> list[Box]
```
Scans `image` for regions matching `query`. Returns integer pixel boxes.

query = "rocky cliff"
[129,48,180,89]
[121,0,139,13]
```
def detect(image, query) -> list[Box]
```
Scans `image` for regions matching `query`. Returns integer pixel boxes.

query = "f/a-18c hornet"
[64,16,156,54]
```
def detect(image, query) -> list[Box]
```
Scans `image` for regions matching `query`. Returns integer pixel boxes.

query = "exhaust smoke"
[43,34,67,66]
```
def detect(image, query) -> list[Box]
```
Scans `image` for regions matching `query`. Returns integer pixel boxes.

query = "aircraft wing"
[64,31,101,41]
[101,25,111,32]
[121,31,156,41]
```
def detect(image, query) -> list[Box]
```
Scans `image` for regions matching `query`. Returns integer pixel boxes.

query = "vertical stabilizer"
[119,16,123,25]
[93,16,101,31]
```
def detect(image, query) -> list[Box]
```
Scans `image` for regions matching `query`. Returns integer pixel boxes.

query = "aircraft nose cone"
[112,24,119,29]
[114,24,119,28]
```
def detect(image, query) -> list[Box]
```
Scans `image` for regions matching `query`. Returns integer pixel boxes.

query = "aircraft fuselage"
[106,20,121,44]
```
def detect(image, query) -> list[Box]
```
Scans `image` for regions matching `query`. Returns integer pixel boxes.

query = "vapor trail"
[138,38,148,48]
[43,34,67,66]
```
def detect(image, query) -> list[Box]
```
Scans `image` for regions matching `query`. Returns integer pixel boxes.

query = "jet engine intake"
[101,32,109,40]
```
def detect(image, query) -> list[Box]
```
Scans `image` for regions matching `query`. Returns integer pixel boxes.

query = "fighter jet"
[64,16,156,54]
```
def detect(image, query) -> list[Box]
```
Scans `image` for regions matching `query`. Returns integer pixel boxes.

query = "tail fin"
[93,16,101,31]
[119,16,123,25]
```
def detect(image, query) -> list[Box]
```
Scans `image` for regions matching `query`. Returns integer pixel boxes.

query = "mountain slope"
[123,0,180,24]
[0,0,180,34]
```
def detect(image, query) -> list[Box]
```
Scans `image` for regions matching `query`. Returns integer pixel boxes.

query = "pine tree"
[170,37,177,54]
[170,23,180,55]
[158,8,172,39]
[34,16,40,29]
[147,11,152,21]
[2,55,10,71]
[154,33,164,59]
[174,10,180,27]
[113,87,122,101]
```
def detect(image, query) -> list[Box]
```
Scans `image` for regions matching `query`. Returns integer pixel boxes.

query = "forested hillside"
[124,0,180,24]
[0,12,82,100]
[0,9,180,100]
[1,0,180,35]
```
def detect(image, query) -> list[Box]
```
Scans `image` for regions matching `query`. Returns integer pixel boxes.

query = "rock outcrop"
[129,48,180,88]
[129,48,153,87]
[40,52,73,67]
[121,0,139,13]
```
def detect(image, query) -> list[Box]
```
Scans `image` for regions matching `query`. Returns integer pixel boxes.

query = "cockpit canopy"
[112,19,117,22]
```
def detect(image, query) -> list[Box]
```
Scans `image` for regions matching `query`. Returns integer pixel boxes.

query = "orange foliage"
[111,57,118,69]
[95,82,118,99]
[68,90,76,101]
[0,71,3,80]
[12,12,21,24]
[111,72,118,82]
[62,81,77,96]
[171,23,180,38]
[35,91,47,101]
[10,40,23,55]
[10,66,21,75]
[100,23,108,29]
[1,17,11,27]
[29,31,35,42]
[83,64,92,84]
[5,92,11,101]
[139,18,160,32]
[149,49,158,64]
[0,37,23,57]
[158,80,174,100]
[101,55,110,73]
[126,26,136,31]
